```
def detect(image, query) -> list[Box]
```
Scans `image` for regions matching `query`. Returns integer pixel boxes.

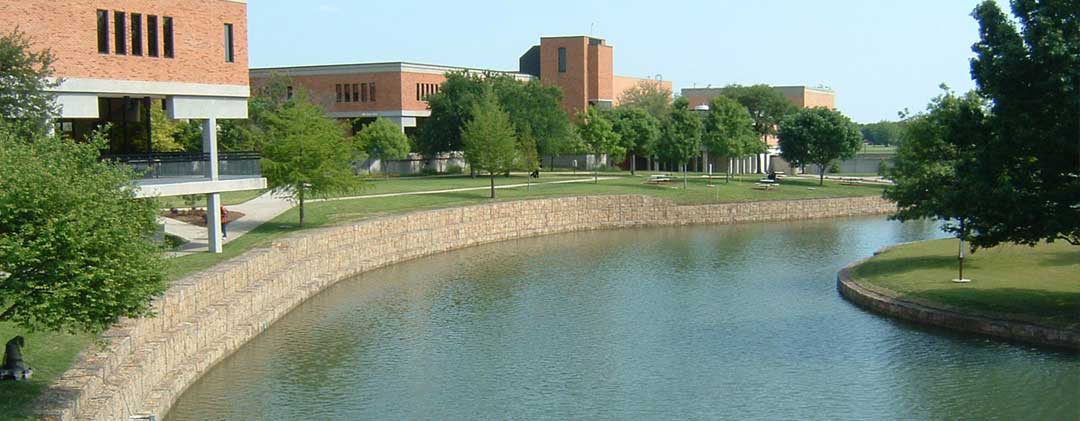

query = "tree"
[859,120,905,146]
[462,88,518,198]
[720,84,797,143]
[261,91,361,227]
[0,124,167,334]
[953,0,1079,248]
[149,105,186,152]
[576,106,622,183]
[702,96,759,182]
[218,73,294,153]
[617,79,673,121]
[608,107,661,176]
[491,76,575,168]
[0,29,60,136]
[356,117,410,178]
[658,98,703,188]
[778,107,863,185]
[885,89,988,277]
[417,72,487,156]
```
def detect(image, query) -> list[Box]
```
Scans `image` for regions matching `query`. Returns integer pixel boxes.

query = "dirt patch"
[163,208,245,227]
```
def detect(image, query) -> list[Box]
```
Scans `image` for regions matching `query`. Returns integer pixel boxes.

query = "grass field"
[851,239,1080,330]
[0,323,95,420]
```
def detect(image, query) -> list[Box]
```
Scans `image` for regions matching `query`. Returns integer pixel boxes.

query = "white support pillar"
[202,117,223,253]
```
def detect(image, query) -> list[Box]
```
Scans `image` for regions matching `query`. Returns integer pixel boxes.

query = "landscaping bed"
[162,208,245,227]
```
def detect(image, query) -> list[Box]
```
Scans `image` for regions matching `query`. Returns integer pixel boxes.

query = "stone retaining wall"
[837,255,1080,351]
[37,195,896,420]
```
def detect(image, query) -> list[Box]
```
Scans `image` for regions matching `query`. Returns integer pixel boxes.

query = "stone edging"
[36,195,897,420]
[837,247,1080,351]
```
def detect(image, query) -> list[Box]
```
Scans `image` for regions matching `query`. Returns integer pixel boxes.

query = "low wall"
[37,195,896,420]
[837,254,1080,351]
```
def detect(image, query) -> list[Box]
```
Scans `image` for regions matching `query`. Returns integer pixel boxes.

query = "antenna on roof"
[590,22,595,37]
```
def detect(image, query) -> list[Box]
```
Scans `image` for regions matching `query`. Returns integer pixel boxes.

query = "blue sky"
[248,0,1006,123]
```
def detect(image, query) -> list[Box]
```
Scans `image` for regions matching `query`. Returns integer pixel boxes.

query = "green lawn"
[0,323,95,420]
[156,189,267,209]
[167,174,883,280]
[859,145,897,154]
[851,239,1080,330]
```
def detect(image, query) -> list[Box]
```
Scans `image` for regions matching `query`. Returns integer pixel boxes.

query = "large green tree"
[702,96,760,182]
[720,84,797,143]
[576,106,622,183]
[491,76,575,167]
[955,0,1079,247]
[608,107,661,175]
[658,98,703,188]
[462,88,518,198]
[0,29,60,136]
[261,92,362,227]
[778,107,863,185]
[859,120,905,146]
[417,72,486,156]
[356,117,410,178]
[218,73,294,153]
[617,79,673,121]
[0,124,167,334]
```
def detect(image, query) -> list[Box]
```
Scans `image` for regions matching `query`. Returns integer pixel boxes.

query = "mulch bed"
[163,208,245,227]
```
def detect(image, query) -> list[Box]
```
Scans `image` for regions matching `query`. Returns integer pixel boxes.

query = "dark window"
[163,16,174,58]
[344,84,351,103]
[361,83,368,102]
[335,84,343,102]
[97,10,109,54]
[416,83,421,101]
[558,47,566,73]
[286,86,293,100]
[352,83,359,102]
[114,11,127,55]
[147,15,158,57]
[131,13,142,56]
[224,23,235,63]
[370,82,376,102]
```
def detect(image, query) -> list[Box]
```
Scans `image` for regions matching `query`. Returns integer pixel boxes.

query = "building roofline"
[250,61,534,79]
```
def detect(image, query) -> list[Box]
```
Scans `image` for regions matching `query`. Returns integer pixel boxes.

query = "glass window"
[287,86,293,100]
[370,82,376,102]
[114,11,126,55]
[344,84,352,103]
[361,83,368,102]
[558,47,566,73]
[336,84,343,102]
[147,15,158,57]
[163,16,174,58]
[352,83,359,102]
[131,13,142,56]
[416,84,421,101]
[224,23,235,63]
[97,10,109,54]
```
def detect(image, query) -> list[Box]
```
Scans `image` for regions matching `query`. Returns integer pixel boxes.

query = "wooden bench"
[839,177,862,185]
[646,174,676,184]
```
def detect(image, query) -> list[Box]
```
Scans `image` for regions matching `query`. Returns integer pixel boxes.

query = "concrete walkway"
[163,176,614,256]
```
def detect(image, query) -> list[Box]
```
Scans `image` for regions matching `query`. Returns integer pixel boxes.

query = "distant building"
[252,36,671,135]
[1,0,263,253]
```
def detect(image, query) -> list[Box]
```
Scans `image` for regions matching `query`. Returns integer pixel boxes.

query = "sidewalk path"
[164,176,614,256]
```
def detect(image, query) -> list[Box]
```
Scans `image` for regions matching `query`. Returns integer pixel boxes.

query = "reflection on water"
[167,217,1080,420]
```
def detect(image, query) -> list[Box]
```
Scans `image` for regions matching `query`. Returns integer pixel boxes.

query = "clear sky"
[248,0,1005,123]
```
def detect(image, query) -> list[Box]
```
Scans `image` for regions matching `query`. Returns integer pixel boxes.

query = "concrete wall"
[36,195,896,420]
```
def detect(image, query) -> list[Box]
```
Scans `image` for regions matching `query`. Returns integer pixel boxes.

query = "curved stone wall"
[837,253,1080,351]
[37,195,896,420]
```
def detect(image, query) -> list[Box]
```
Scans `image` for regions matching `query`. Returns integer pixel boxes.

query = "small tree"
[262,92,361,227]
[720,84,797,145]
[702,96,759,183]
[0,124,167,334]
[462,88,518,199]
[617,79,673,121]
[778,107,862,185]
[0,29,61,136]
[356,117,410,178]
[516,132,541,190]
[609,107,660,176]
[150,104,186,152]
[576,106,622,183]
[658,98,703,189]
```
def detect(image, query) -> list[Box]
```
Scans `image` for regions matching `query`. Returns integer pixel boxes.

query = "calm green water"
[167,217,1080,420]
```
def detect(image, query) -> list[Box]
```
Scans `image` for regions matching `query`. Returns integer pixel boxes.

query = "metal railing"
[101,152,262,179]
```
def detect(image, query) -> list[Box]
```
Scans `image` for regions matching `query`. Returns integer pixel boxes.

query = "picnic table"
[839,177,862,185]
[755,178,779,190]
[646,174,676,184]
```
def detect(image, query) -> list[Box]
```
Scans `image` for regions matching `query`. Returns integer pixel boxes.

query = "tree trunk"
[819,164,825,186]
[298,185,305,227]
[682,163,688,189]
[490,172,496,198]
[631,152,637,176]
[549,155,555,172]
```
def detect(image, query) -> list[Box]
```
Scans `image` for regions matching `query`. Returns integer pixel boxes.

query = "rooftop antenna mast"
[590,22,595,37]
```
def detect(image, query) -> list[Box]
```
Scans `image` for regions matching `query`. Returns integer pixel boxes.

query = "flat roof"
[250,61,533,79]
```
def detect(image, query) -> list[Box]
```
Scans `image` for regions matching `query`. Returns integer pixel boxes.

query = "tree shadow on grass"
[853,255,959,278]
[901,287,1080,328]
[1037,249,1080,267]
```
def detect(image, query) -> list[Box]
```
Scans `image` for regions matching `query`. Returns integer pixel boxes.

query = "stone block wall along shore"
[36,195,897,420]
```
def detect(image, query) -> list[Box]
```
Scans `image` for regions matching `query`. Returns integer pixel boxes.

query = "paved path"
[163,176,614,256]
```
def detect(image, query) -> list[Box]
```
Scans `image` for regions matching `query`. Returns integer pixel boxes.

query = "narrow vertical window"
[114,11,127,55]
[224,23,235,63]
[286,86,293,100]
[361,83,368,102]
[131,13,142,56]
[97,10,109,54]
[416,84,421,101]
[147,15,159,57]
[370,82,376,102]
[558,47,566,73]
[163,16,174,58]
[335,84,343,102]
[352,84,359,102]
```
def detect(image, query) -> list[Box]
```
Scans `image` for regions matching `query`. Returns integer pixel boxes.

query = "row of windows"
[97,9,174,58]
[336,83,376,103]
[416,83,440,101]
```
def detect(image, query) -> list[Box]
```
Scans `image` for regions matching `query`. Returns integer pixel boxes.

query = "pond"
[167,216,1080,420]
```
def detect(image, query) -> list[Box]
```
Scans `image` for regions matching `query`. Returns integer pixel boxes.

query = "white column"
[202,117,222,253]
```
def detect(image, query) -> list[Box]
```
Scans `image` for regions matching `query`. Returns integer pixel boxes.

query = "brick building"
[252,36,671,134]
[1,0,263,252]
